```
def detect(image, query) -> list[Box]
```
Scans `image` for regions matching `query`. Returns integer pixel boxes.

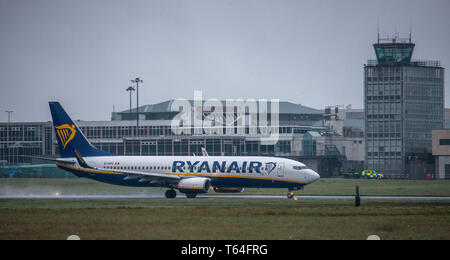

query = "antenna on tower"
[409,21,413,43]
[394,25,398,40]
[377,18,380,43]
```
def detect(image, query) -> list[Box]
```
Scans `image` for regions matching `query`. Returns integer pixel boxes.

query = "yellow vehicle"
[361,170,383,179]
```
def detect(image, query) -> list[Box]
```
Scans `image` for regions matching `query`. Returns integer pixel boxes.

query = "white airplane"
[49,102,320,199]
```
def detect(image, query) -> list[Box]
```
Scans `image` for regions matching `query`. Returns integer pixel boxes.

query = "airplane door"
[277,163,284,177]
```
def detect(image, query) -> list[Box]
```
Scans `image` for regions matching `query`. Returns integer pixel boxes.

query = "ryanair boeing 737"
[49,102,320,199]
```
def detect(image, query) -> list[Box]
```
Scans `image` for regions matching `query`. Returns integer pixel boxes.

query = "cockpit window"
[293,166,308,171]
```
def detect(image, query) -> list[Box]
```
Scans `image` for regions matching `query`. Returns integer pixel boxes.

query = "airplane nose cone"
[309,170,320,183]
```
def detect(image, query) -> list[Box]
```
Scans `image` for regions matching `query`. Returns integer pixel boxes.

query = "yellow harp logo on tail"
[55,124,77,150]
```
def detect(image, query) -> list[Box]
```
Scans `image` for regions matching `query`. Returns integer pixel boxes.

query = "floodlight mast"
[126,86,135,113]
[5,110,13,144]
[130,77,143,130]
[5,111,13,162]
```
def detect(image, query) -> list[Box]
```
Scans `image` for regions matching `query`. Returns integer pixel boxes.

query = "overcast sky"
[1,0,449,122]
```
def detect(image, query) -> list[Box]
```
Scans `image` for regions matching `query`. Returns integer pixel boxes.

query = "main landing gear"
[165,189,177,199]
[165,189,198,199]
[185,193,197,199]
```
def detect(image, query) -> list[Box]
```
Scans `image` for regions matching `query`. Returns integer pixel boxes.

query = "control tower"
[364,34,444,179]
[374,34,415,65]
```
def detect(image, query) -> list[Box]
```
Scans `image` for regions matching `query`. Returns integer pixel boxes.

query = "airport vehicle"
[48,102,320,199]
[361,170,383,179]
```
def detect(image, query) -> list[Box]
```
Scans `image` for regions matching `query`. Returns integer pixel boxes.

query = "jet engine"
[177,177,211,194]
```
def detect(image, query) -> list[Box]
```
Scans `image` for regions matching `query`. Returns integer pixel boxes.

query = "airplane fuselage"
[57,156,320,190]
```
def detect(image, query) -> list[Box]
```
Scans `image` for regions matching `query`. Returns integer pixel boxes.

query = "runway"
[1,194,450,201]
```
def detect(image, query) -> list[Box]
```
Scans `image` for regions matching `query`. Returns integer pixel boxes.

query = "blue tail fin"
[49,102,115,158]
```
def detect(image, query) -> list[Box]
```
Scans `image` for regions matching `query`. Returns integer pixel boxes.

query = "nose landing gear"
[287,191,295,199]
[287,187,303,200]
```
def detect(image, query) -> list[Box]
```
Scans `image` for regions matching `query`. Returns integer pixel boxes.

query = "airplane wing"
[72,149,181,185]
[111,168,181,184]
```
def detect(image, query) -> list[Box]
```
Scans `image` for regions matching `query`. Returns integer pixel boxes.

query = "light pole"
[126,86,135,113]
[5,111,13,164]
[5,111,13,143]
[130,77,143,129]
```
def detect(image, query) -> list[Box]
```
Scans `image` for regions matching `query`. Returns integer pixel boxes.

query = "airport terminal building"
[1,100,360,177]
[5,90,446,179]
